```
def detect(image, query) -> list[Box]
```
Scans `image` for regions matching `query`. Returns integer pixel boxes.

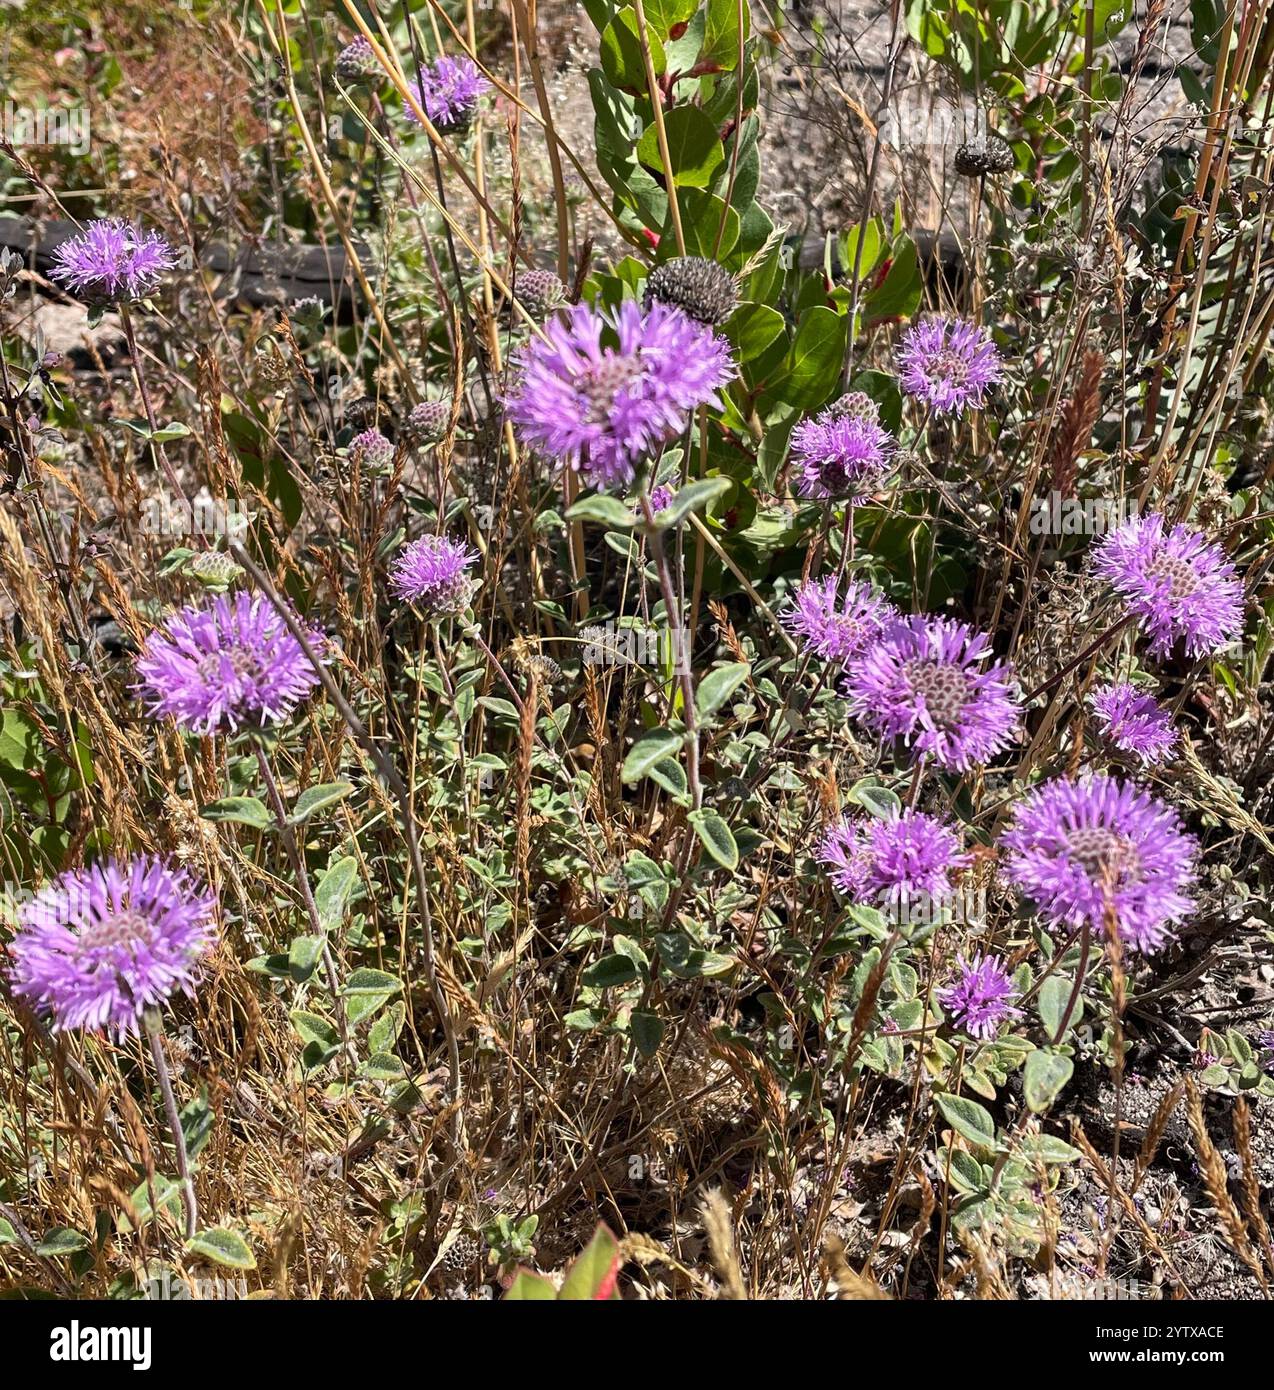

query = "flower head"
[49,218,175,302]
[136,592,325,736]
[816,809,969,913]
[644,256,738,326]
[954,135,1015,178]
[844,614,1021,771]
[335,36,379,81]
[388,533,479,615]
[1093,512,1243,659]
[783,575,892,663]
[401,398,451,447]
[634,483,675,519]
[896,317,1003,415]
[407,54,490,132]
[939,953,1022,1041]
[1002,773,1197,953]
[505,298,734,490]
[349,427,394,474]
[8,856,217,1038]
[791,407,894,500]
[1089,681,1178,766]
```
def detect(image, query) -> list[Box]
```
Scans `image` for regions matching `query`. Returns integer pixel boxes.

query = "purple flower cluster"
[1094,512,1243,659]
[1089,681,1178,766]
[816,808,968,912]
[844,614,1022,772]
[388,533,479,615]
[783,575,893,663]
[8,856,217,1038]
[136,592,325,736]
[506,299,734,490]
[939,954,1022,1041]
[407,54,490,131]
[1002,773,1197,953]
[50,218,176,302]
[896,317,1003,415]
[790,408,894,500]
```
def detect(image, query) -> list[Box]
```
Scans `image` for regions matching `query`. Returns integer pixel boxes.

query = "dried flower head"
[844,614,1022,771]
[1093,512,1243,659]
[135,592,325,736]
[896,317,1003,416]
[644,256,738,326]
[954,135,1016,177]
[505,298,734,490]
[1002,773,1197,953]
[49,218,176,302]
[9,856,217,1038]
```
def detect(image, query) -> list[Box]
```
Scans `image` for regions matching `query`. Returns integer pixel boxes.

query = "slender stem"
[254,742,352,1058]
[1051,920,1091,1048]
[118,303,191,513]
[641,491,701,809]
[226,541,463,1122]
[144,1009,197,1240]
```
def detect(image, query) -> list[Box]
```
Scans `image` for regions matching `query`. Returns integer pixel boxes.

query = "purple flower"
[407,54,490,132]
[844,614,1022,772]
[1093,512,1243,659]
[135,592,325,736]
[816,809,969,912]
[1089,681,1178,766]
[1001,773,1197,953]
[8,856,217,1038]
[349,427,394,474]
[896,317,1003,415]
[783,575,893,663]
[790,409,894,500]
[49,218,176,302]
[938,953,1022,1041]
[505,299,734,490]
[388,533,479,615]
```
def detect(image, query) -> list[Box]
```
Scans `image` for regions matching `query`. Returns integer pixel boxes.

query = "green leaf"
[696,662,750,719]
[637,105,724,188]
[1018,1134,1082,1165]
[653,475,732,526]
[288,781,353,825]
[343,968,403,997]
[199,796,272,830]
[359,1053,406,1081]
[847,778,901,820]
[558,1223,622,1300]
[314,856,359,928]
[566,492,636,528]
[289,1010,340,1050]
[0,1217,16,1246]
[622,728,684,783]
[701,0,750,69]
[647,757,689,799]
[504,1268,559,1300]
[35,1227,90,1257]
[288,934,324,982]
[725,301,785,362]
[600,8,664,90]
[629,1009,665,1058]
[581,953,641,988]
[935,1093,997,1150]
[121,1175,182,1232]
[687,808,739,870]
[1023,1050,1074,1114]
[369,1002,406,1054]
[186,1227,256,1270]
[760,305,847,411]
[1037,974,1078,1040]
